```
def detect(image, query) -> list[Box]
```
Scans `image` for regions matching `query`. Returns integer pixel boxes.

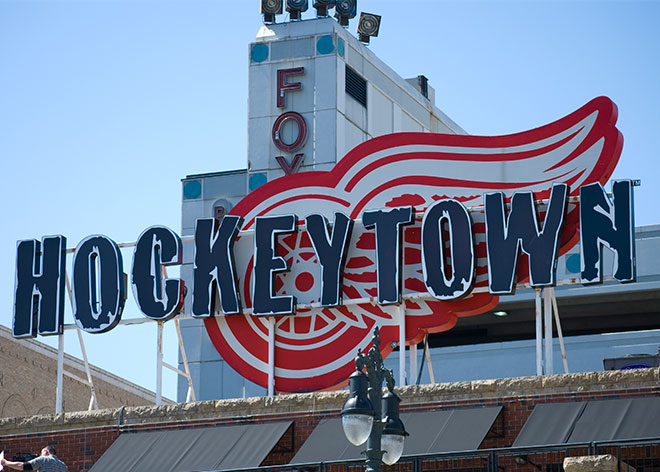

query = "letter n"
[580,181,635,284]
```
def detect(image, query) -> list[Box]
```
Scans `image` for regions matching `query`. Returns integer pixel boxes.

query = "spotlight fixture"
[313,0,335,17]
[334,0,357,27]
[493,311,509,317]
[261,0,283,24]
[357,12,381,44]
[286,0,309,20]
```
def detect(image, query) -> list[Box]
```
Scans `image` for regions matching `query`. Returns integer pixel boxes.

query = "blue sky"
[1,0,659,402]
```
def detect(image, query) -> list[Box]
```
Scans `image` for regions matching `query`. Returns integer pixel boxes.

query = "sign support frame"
[398,305,406,386]
[268,317,276,396]
[535,289,543,376]
[544,287,553,375]
[551,287,569,374]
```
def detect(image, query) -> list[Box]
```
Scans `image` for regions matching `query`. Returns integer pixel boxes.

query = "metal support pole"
[359,328,390,472]
[65,272,98,410]
[535,288,543,375]
[409,342,417,386]
[76,328,98,410]
[268,317,275,396]
[551,287,569,373]
[399,305,406,386]
[365,429,384,472]
[162,265,197,402]
[364,372,384,471]
[175,318,196,402]
[156,321,163,405]
[56,333,64,414]
[543,287,553,375]
[424,335,435,384]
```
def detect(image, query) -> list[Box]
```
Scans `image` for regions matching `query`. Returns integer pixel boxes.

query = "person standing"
[1,446,68,471]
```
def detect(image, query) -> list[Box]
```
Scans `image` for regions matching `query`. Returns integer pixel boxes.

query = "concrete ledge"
[397,368,658,402]
[564,455,636,472]
[0,368,657,436]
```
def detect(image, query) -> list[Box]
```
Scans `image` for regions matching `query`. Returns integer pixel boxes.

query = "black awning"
[513,397,660,447]
[290,418,362,463]
[401,406,503,455]
[568,397,660,442]
[89,421,292,472]
[512,401,587,447]
[291,406,502,464]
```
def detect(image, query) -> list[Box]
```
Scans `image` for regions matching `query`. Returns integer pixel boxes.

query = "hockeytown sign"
[13,97,636,392]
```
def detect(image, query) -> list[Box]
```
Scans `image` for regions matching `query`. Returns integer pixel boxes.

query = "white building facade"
[178,17,660,401]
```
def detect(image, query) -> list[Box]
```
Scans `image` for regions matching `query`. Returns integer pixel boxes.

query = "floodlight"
[286,0,309,20]
[262,0,283,24]
[334,0,356,26]
[357,12,381,44]
[313,0,335,17]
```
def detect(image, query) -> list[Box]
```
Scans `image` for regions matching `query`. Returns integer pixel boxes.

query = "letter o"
[272,111,308,152]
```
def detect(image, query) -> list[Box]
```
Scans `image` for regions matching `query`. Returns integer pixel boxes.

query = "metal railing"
[196,437,660,472]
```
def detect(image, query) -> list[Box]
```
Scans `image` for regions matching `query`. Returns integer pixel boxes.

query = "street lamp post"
[340,327,408,472]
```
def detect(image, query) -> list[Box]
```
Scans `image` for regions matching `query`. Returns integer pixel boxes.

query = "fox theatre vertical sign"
[13,97,635,393]
[272,67,307,175]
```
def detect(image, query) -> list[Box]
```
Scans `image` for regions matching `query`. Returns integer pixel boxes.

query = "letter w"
[485,184,567,294]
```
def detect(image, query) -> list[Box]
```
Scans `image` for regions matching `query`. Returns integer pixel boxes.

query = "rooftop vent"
[345,66,366,107]
[405,75,435,104]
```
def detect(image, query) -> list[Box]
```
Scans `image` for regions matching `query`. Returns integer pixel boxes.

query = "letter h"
[13,235,67,338]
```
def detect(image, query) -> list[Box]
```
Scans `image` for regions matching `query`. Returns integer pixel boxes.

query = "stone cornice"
[1,368,657,436]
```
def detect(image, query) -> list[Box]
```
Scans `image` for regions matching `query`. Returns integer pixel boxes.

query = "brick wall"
[0,426,119,471]
[0,369,657,471]
[0,326,160,419]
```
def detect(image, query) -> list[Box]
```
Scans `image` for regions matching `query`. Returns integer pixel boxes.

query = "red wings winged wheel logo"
[203,96,623,393]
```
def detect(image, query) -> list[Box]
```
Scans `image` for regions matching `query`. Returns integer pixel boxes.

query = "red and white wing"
[204,97,623,392]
